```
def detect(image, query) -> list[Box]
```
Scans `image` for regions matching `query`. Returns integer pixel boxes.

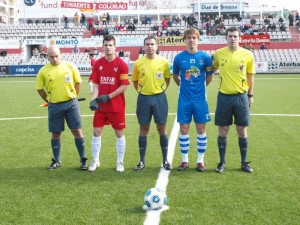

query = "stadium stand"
[0,54,22,65]
[255,49,300,62]
[3,16,295,41]
[0,23,86,40]
[158,49,300,64]
[25,51,130,66]
[0,15,299,67]
[0,20,187,40]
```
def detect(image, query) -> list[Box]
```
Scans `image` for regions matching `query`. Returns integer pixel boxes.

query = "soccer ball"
[144,187,167,210]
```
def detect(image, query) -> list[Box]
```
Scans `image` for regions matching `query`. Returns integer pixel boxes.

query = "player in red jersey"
[88,34,130,172]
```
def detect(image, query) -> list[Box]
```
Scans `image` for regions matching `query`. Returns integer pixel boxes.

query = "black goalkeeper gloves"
[96,95,110,103]
[89,95,110,111]
[89,99,101,111]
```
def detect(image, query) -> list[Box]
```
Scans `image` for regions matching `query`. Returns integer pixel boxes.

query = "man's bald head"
[47,45,61,55]
[47,45,62,66]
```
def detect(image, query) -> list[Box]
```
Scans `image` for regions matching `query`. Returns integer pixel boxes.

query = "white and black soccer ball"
[144,187,167,210]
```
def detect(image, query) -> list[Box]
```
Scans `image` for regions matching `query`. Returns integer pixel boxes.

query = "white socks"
[91,135,101,161]
[116,136,126,163]
[91,135,126,163]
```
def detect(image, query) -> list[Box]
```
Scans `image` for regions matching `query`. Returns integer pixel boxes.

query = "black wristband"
[248,94,253,97]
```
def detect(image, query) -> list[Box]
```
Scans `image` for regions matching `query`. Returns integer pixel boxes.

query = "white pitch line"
[1,113,300,121]
[0,116,49,120]
[0,113,177,121]
[142,110,300,225]
[249,113,300,117]
[143,118,180,225]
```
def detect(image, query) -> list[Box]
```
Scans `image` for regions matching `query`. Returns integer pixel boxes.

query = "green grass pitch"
[0,74,299,225]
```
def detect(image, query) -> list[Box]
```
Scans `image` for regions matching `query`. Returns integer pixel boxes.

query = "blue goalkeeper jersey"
[173,50,213,101]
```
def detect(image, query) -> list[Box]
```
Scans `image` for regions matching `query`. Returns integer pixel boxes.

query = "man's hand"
[96,95,110,103]
[89,99,101,111]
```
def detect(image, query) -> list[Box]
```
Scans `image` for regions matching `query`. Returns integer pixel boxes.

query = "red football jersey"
[91,56,129,112]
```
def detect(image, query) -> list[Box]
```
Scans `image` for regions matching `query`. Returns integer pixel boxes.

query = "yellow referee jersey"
[36,61,82,103]
[213,47,255,94]
[132,56,170,95]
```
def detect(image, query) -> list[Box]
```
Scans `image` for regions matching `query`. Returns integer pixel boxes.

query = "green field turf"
[0,74,299,225]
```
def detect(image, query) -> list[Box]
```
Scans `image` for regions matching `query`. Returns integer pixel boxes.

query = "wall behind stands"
[121,42,300,62]
[4,41,300,62]
[1,41,300,76]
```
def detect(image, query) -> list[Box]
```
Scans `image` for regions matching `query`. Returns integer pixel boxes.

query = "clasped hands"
[89,95,110,111]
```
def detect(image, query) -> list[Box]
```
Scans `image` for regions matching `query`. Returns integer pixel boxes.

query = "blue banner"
[9,65,43,76]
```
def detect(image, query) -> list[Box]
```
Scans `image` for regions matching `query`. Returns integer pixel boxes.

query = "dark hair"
[143,36,157,45]
[225,26,241,37]
[103,34,116,45]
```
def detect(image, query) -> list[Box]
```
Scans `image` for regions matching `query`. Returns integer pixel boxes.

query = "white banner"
[118,37,144,46]
[46,37,144,47]
[77,64,91,75]
[200,36,227,44]
[255,62,268,73]
[25,39,47,45]
[0,40,20,49]
[194,2,242,13]
[268,61,300,73]
[19,0,193,19]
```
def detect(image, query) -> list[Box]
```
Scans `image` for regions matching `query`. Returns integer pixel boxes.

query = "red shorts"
[93,110,126,130]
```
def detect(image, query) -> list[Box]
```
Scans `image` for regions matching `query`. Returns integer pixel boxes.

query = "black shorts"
[136,92,168,124]
[215,92,250,127]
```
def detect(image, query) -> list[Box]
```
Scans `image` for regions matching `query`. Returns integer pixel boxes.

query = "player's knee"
[218,126,229,137]
[71,129,83,138]
[140,126,150,136]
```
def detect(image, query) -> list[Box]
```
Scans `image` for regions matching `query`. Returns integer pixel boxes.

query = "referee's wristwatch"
[247,94,253,97]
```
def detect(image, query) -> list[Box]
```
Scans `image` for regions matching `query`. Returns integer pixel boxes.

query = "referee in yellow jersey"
[213,27,255,173]
[132,36,172,171]
[36,45,87,170]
